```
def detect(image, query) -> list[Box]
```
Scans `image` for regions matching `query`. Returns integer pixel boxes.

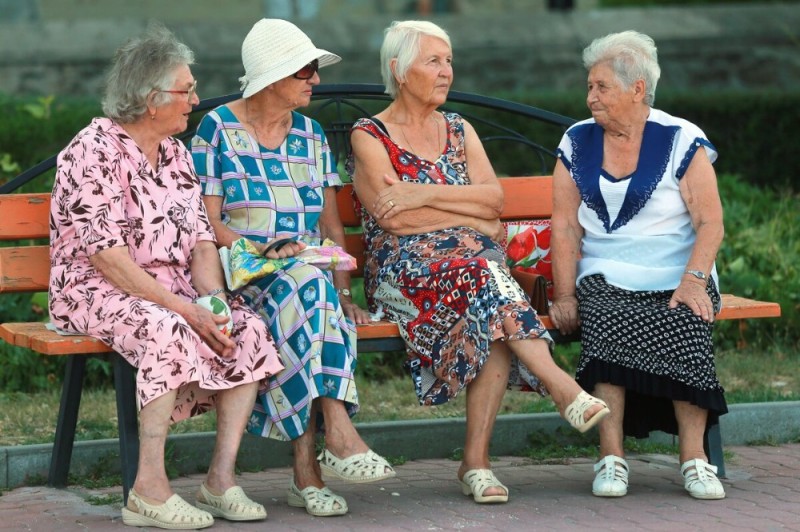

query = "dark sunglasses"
[293,59,319,80]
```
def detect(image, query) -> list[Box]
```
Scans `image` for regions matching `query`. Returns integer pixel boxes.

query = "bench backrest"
[0,176,554,292]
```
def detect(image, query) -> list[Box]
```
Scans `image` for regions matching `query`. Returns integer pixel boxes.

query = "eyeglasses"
[293,59,319,80]
[157,80,197,102]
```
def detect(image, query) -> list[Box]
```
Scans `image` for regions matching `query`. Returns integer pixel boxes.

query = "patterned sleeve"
[57,131,130,257]
[191,111,224,196]
[314,119,342,188]
[556,129,574,172]
[673,119,718,181]
[175,139,216,244]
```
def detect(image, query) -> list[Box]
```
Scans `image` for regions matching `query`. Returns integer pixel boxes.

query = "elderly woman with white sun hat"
[191,19,394,517]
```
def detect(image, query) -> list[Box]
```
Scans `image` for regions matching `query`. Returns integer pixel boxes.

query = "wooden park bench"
[0,85,781,500]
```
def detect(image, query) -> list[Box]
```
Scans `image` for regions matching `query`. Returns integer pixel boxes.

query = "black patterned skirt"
[575,274,728,438]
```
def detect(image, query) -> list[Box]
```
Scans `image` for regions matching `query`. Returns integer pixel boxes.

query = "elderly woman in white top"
[550,31,727,500]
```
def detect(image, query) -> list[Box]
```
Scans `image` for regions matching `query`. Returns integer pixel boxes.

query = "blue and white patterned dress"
[192,105,358,441]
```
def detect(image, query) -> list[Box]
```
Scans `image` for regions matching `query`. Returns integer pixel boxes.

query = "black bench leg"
[48,355,86,488]
[704,423,726,478]
[113,353,139,505]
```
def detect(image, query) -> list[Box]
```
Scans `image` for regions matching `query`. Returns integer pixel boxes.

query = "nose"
[190,90,200,106]
[309,71,321,86]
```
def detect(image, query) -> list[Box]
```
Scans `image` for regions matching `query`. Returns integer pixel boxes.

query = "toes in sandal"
[592,455,629,497]
[195,483,267,521]
[121,488,214,529]
[287,478,348,517]
[681,458,725,500]
[459,469,509,504]
[565,391,610,433]
[318,448,396,483]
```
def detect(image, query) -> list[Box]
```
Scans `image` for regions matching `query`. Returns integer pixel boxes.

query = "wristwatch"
[337,288,352,297]
[684,270,707,281]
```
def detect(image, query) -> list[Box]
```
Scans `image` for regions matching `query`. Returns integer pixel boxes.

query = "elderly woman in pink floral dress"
[49,26,283,530]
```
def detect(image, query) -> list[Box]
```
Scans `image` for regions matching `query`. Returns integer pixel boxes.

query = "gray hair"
[102,24,195,123]
[582,31,660,106]
[380,20,451,99]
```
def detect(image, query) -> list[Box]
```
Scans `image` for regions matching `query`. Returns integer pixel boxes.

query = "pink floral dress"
[49,118,283,422]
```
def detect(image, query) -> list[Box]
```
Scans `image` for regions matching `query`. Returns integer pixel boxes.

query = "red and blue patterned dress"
[348,113,551,406]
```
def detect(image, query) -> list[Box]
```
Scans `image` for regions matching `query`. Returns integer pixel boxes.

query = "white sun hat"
[239,18,342,99]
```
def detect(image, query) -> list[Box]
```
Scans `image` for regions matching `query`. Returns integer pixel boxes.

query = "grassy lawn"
[1,342,797,447]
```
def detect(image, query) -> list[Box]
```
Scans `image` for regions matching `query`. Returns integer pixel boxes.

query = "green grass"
[1,343,797,447]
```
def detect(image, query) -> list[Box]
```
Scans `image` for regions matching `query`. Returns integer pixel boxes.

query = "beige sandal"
[195,483,267,521]
[121,488,214,529]
[565,391,610,433]
[287,478,348,516]
[318,448,396,483]
[460,469,509,504]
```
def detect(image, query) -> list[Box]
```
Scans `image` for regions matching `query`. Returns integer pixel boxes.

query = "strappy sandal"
[318,448,396,483]
[565,391,610,433]
[459,469,509,504]
[287,478,348,517]
[593,455,629,497]
[195,483,267,521]
[681,458,725,500]
[121,488,214,529]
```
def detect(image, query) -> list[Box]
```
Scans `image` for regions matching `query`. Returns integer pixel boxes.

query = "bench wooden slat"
[3,293,782,358]
[0,193,50,240]
[0,322,112,354]
[0,245,50,293]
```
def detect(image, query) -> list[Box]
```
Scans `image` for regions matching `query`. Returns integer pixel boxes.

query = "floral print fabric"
[49,118,282,422]
[348,113,551,406]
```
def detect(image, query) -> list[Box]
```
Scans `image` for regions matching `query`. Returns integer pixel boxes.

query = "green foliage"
[714,174,800,348]
[501,90,800,190]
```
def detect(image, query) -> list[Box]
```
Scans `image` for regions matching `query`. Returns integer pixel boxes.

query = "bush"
[501,90,800,191]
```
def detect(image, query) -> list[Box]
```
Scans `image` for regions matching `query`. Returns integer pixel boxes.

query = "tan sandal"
[460,469,509,504]
[121,488,214,529]
[318,448,396,483]
[195,483,267,521]
[287,478,348,516]
[565,391,610,433]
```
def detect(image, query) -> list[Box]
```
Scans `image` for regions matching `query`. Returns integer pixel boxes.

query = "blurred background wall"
[0,0,798,99]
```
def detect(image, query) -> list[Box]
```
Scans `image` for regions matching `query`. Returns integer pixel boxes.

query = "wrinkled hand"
[184,301,236,357]
[549,295,580,335]
[476,218,504,242]
[669,279,715,323]
[340,297,372,325]
[261,240,307,260]
[374,174,426,219]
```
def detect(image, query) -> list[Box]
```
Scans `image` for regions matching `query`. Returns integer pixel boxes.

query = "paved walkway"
[1,444,799,531]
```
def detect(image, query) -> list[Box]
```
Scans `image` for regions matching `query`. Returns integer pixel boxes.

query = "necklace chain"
[400,114,441,158]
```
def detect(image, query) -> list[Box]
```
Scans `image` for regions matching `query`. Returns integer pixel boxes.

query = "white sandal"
[318,448,396,483]
[195,483,266,521]
[592,455,629,497]
[565,391,610,433]
[287,478,348,517]
[681,458,725,500]
[122,488,214,529]
[459,469,509,504]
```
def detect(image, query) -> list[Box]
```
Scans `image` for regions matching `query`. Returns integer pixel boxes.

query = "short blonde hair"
[380,20,451,99]
[102,24,194,123]
[582,30,660,106]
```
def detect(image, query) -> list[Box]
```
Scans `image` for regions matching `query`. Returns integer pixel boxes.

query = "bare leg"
[292,400,325,490]
[674,400,709,463]
[595,383,626,458]
[203,381,259,494]
[457,341,512,498]
[319,397,370,459]
[508,338,605,421]
[132,389,178,503]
